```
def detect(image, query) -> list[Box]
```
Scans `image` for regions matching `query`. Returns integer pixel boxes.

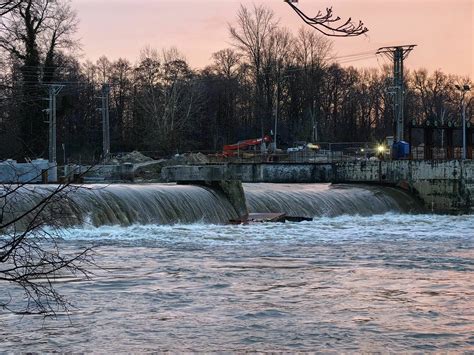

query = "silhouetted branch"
[0,0,21,16]
[0,166,96,317]
[284,1,368,37]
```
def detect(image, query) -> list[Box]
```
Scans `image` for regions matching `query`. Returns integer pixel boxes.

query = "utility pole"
[312,121,318,142]
[312,99,318,142]
[377,45,416,142]
[99,84,111,158]
[456,84,471,160]
[273,80,280,152]
[45,84,64,182]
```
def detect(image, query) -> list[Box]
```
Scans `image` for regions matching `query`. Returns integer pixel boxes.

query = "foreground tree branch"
[0,0,21,16]
[0,166,95,317]
[284,0,368,37]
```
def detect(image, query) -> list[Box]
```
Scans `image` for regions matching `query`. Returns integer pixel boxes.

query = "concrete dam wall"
[161,163,333,184]
[162,160,474,214]
[334,160,474,214]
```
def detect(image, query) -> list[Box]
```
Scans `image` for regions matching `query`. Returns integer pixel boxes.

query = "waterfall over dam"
[3,183,422,230]
[245,184,421,218]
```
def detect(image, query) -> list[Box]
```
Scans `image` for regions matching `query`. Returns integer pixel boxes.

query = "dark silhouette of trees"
[0,3,471,161]
[0,0,78,158]
[229,4,278,137]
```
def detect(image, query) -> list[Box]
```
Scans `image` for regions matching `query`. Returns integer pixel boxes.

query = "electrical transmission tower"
[45,84,64,182]
[377,45,416,142]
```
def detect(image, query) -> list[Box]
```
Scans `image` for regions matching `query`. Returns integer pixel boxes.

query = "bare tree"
[261,27,293,130]
[284,0,368,37]
[0,0,79,157]
[212,49,241,80]
[294,27,333,69]
[0,169,94,316]
[0,0,21,16]
[133,47,201,151]
[109,58,133,147]
[229,4,278,136]
[208,49,244,147]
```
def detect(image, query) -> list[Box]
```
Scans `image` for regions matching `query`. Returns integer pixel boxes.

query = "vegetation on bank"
[0,1,472,162]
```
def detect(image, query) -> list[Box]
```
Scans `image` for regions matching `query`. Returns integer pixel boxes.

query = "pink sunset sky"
[73,0,473,78]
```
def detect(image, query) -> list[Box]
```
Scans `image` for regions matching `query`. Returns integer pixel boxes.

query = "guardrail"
[410,147,471,160]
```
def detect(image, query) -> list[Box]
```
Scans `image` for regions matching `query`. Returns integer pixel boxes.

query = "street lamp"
[455,84,471,160]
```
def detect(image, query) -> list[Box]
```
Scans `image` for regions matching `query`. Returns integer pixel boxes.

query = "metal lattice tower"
[46,84,64,164]
[377,45,416,141]
[42,84,64,182]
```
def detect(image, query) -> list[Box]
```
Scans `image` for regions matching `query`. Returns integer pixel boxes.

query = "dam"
[162,160,474,214]
[2,163,472,353]
[4,183,422,230]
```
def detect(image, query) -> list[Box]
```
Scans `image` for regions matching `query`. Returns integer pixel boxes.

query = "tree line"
[0,2,472,161]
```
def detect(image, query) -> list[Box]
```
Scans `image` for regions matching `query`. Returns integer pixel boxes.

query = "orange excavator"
[223,135,272,157]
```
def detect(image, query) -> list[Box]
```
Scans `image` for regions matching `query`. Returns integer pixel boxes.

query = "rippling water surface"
[1,214,473,352]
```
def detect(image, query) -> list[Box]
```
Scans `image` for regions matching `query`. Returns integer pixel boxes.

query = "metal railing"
[410,146,471,160]
[63,143,473,167]
[204,142,375,164]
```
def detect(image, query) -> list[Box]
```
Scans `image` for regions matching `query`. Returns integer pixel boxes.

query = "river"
[0,184,473,351]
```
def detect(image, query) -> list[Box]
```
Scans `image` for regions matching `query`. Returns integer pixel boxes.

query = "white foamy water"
[1,213,473,352]
[3,183,422,230]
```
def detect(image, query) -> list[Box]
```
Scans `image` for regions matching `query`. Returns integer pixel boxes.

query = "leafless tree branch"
[0,166,96,317]
[285,1,368,37]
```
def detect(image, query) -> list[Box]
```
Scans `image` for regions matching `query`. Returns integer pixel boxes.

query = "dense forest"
[0,1,472,161]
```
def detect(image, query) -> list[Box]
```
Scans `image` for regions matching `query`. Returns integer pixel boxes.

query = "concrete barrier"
[0,159,56,183]
[162,163,333,183]
[162,160,474,214]
[334,160,474,213]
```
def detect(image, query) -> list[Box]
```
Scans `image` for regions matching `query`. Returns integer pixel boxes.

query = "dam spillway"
[3,183,422,230]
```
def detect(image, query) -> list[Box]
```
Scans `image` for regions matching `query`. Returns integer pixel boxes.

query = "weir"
[178,180,248,220]
[2,182,422,230]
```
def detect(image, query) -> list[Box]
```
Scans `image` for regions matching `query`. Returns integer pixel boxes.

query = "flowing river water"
[0,183,473,352]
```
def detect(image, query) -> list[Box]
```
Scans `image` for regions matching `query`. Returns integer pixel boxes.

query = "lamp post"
[456,84,471,160]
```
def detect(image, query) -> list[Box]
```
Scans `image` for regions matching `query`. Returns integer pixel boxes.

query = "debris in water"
[229,213,312,224]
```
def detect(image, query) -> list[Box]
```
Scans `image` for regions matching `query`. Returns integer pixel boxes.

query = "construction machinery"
[223,136,272,157]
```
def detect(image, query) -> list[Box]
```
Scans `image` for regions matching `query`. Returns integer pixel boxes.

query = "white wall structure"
[0,159,56,183]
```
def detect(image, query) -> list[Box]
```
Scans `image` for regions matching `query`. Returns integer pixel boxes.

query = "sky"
[73,0,473,78]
